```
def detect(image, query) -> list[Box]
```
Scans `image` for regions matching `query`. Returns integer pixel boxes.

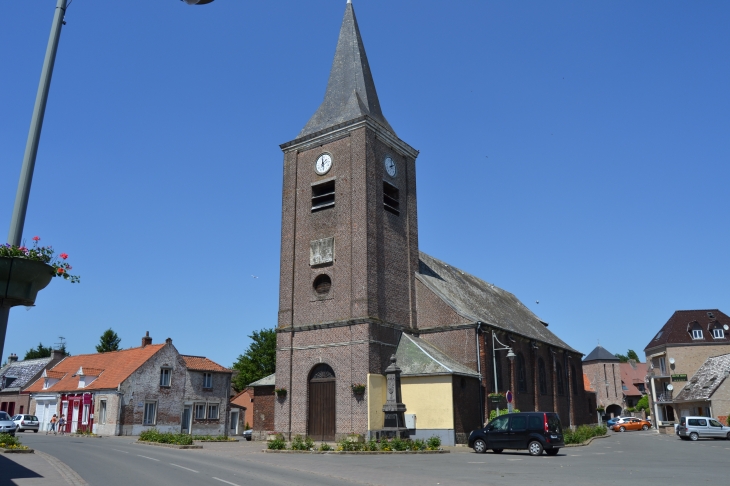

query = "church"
[269,1,594,445]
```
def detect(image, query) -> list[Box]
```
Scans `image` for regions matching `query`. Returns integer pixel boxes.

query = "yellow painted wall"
[367,374,387,430]
[401,375,454,430]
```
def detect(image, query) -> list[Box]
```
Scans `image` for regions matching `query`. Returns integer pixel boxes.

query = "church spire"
[298,1,394,138]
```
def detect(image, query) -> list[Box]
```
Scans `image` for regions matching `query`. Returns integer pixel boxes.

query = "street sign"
[506,390,513,404]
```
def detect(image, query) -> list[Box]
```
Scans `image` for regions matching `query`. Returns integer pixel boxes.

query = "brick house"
[24,333,231,435]
[272,1,595,443]
[644,310,730,426]
[0,350,65,417]
[672,353,730,422]
[229,387,253,436]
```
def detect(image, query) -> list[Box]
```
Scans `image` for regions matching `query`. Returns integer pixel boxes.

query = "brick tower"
[274,1,419,440]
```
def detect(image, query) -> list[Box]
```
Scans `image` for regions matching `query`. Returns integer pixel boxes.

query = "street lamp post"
[1,0,213,362]
[492,329,516,416]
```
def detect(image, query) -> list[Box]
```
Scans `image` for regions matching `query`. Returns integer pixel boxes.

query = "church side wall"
[401,375,455,445]
[452,375,482,444]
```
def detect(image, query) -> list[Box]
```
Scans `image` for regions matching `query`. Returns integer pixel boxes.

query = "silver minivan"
[677,416,730,441]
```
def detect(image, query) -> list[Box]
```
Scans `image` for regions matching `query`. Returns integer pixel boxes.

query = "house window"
[556,362,565,395]
[538,358,548,395]
[99,400,107,425]
[383,181,400,216]
[82,404,90,425]
[691,329,703,340]
[311,180,335,212]
[203,373,213,389]
[712,328,724,339]
[194,403,206,420]
[516,353,527,392]
[207,403,219,420]
[160,368,171,387]
[143,401,157,425]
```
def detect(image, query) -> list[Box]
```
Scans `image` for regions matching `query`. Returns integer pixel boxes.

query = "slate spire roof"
[298,1,394,138]
[583,345,619,362]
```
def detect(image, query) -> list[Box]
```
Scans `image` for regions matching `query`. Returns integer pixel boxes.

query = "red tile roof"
[583,373,595,392]
[620,361,648,396]
[44,370,66,380]
[181,356,231,373]
[25,344,165,393]
[77,367,104,376]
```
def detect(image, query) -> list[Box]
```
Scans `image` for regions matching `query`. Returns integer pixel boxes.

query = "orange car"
[612,417,651,432]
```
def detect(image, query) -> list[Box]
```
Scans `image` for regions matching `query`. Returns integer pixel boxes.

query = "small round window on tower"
[313,274,332,294]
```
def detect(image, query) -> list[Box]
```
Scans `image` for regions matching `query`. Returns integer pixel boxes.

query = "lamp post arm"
[7,0,67,246]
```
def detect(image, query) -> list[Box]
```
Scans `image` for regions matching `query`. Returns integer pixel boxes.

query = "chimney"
[7,353,18,364]
[165,338,172,345]
[142,331,153,347]
[51,349,65,362]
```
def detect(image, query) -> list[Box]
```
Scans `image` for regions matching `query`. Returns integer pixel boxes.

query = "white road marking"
[468,462,485,464]
[137,454,160,461]
[112,449,129,454]
[506,458,523,461]
[171,463,199,473]
[213,478,241,486]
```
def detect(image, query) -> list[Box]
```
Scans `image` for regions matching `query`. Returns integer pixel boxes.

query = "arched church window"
[538,358,548,395]
[556,362,565,395]
[571,364,578,395]
[517,353,527,393]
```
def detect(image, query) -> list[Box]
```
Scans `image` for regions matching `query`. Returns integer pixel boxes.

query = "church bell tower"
[274,1,419,440]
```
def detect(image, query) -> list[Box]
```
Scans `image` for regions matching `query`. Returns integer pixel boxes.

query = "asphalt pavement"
[6,430,730,486]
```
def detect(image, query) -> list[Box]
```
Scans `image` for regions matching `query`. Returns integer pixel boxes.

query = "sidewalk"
[0,450,87,486]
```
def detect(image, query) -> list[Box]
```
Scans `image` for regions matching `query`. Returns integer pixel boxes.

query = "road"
[15,431,730,486]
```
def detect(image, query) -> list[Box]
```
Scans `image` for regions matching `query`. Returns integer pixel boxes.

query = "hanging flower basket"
[0,237,79,307]
[274,388,287,398]
[351,383,366,395]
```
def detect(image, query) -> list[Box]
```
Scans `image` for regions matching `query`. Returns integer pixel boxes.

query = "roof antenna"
[55,336,66,350]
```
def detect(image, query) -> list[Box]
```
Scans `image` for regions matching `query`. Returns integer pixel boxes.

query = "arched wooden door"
[308,364,336,441]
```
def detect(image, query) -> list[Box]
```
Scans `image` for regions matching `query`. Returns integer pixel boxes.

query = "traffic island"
[135,441,202,450]
[263,449,448,454]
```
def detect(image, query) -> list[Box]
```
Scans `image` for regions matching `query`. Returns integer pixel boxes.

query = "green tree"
[232,328,276,392]
[636,395,649,413]
[615,349,641,363]
[96,328,121,353]
[24,343,68,360]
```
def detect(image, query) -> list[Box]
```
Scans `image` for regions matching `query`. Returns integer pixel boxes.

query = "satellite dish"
[669,358,675,365]
[666,384,674,391]
[724,324,729,331]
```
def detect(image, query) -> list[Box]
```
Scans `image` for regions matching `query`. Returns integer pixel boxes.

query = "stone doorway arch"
[606,404,623,418]
[308,364,336,441]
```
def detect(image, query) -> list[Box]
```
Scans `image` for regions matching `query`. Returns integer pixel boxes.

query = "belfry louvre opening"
[313,274,332,294]
[312,180,335,212]
[383,181,400,216]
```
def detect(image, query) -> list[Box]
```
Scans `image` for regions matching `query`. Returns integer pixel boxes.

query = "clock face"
[384,156,396,177]
[315,153,332,175]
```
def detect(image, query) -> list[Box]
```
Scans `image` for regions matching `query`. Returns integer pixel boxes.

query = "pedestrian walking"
[47,414,58,435]
[58,415,66,435]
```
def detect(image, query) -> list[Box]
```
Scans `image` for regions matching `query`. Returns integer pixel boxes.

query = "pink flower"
[60,253,68,260]
[67,265,72,270]
[32,236,40,241]
[19,246,27,252]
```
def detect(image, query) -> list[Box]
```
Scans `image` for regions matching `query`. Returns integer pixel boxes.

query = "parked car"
[12,414,40,433]
[0,411,17,437]
[242,429,252,441]
[677,416,730,441]
[606,416,632,427]
[468,412,564,456]
[611,417,651,432]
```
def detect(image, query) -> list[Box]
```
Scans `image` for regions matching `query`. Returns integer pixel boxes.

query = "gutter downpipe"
[476,321,484,425]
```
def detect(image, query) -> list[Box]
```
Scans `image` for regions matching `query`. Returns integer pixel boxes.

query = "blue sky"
[2,1,728,367]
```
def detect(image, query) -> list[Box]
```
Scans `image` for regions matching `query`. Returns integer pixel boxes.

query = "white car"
[13,414,40,433]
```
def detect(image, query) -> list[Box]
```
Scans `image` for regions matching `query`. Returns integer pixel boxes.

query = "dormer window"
[691,329,703,340]
[43,379,50,390]
[712,328,725,339]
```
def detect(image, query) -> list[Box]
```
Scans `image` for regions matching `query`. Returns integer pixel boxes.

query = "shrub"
[267,434,286,450]
[244,422,250,430]
[563,424,607,445]
[290,435,310,451]
[139,428,193,445]
[365,439,379,451]
[489,408,520,422]
[337,437,364,451]
[319,442,332,451]
[426,435,441,450]
[390,436,408,451]
[635,395,650,413]
[412,438,427,451]
[0,433,28,450]
[192,434,231,441]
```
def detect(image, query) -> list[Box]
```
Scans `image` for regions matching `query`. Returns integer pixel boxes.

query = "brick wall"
[452,375,481,443]
[252,385,275,439]
[183,370,230,436]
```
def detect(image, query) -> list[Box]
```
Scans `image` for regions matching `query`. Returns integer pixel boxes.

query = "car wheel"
[528,440,544,456]
[689,432,699,441]
[245,437,251,441]
[545,448,559,456]
[473,439,487,453]
[33,430,38,433]
[642,425,649,431]
[492,449,503,454]
[619,426,626,432]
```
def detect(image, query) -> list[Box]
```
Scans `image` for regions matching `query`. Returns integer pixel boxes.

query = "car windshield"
[709,419,722,427]
[547,414,562,433]
[0,412,10,420]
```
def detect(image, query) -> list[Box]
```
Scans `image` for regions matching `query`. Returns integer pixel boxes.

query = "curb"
[135,441,203,449]
[263,449,449,454]
[1,447,34,453]
[564,434,610,448]
[193,439,239,443]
